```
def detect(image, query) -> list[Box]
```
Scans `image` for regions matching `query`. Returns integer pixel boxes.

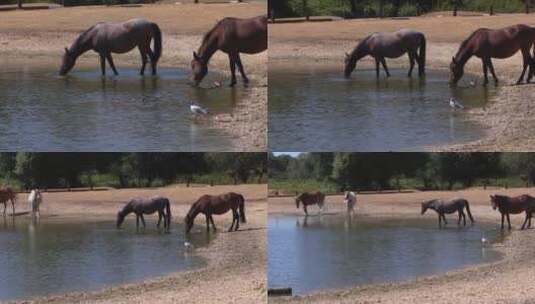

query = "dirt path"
[4,184,267,304]
[269,13,535,151]
[0,2,267,151]
[268,187,535,303]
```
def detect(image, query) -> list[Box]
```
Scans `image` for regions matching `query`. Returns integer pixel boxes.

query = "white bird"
[449,97,464,110]
[184,241,192,248]
[481,237,488,244]
[190,102,209,116]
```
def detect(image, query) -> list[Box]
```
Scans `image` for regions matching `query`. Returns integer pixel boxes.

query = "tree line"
[0,153,266,190]
[269,0,531,19]
[269,152,535,192]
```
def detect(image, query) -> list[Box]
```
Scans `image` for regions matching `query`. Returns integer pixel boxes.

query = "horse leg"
[140,214,146,229]
[481,59,489,85]
[501,213,505,230]
[442,214,448,225]
[457,210,462,226]
[375,58,380,79]
[205,214,210,232]
[235,209,240,231]
[209,215,217,231]
[507,213,512,230]
[486,58,498,85]
[2,202,6,216]
[438,213,442,228]
[236,53,249,84]
[100,53,106,76]
[304,205,308,216]
[522,212,529,230]
[136,214,140,230]
[228,210,236,232]
[105,53,119,76]
[147,49,157,75]
[228,53,237,87]
[138,47,148,76]
[380,58,390,77]
[11,199,14,215]
[407,52,415,77]
[157,211,162,228]
[462,210,466,226]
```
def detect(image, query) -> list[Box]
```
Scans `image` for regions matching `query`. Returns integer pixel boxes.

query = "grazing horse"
[490,194,535,230]
[343,191,357,217]
[295,191,325,216]
[344,29,426,79]
[60,19,162,76]
[421,198,474,228]
[28,189,43,218]
[450,24,535,86]
[116,196,171,232]
[185,192,246,233]
[191,15,267,87]
[0,187,16,216]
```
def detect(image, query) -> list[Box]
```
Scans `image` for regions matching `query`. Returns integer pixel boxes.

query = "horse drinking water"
[116,196,171,232]
[185,192,246,233]
[344,29,426,79]
[421,198,474,228]
[295,191,326,216]
[28,189,43,218]
[191,15,267,87]
[450,24,535,86]
[0,187,16,216]
[60,19,162,76]
[490,194,535,230]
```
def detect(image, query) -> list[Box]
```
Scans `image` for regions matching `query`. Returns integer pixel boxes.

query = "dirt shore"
[0,2,267,151]
[268,187,535,303]
[4,184,267,304]
[269,14,535,151]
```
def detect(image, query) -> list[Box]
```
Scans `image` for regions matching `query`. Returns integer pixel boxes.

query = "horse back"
[218,16,267,54]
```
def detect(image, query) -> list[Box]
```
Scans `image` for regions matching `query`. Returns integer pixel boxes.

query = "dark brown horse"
[60,19,162,76]
[421,198,474,228]
[116,196,171,232]
[450,24,535,86]
[191,15,267,87]
[490,194,535,230]
[344,29,426,79]
[295,191,326,216]
[0,187,16,216]
[185,192,246,233]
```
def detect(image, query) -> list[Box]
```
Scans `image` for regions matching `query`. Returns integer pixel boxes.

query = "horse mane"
[457,28,488,53]
[199,18,229,53]
[70,24,99,51]
[351,34,373,58]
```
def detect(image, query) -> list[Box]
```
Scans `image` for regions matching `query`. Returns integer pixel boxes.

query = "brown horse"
[421,198,474,228]
[344,29,426,79]
[185,192,246,233]
[295,191,326,216]
[0,187,17,216]
[60,19,162,76]
[116,196,171,232]
[490,194,535,230]
[450,24,535,86]
[191,15,267,87]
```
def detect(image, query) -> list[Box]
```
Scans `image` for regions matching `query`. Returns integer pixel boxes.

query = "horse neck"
[69,33,93,59]
[351,40,369,62]
[197,33,218,64]
[454,44,473,69]
[120,204,133,216]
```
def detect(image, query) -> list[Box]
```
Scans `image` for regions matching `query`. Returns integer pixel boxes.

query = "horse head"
[60,48,76,76]
[184,213,194,233]
[421,201,430,214]
[449,56,464,85]
[344,52,357,78]
[116,210,126,229]
[295,196,301,209]
[490,194,498,210]
[190,52,208,86]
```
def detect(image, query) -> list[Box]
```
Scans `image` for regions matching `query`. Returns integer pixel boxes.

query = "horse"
[191,15,267,87]
[450,24,535,86]
[344,29,426,79]
[343,191,357,217]
[60,19,162,76]
[28,189,43,218]
[490,194,535,230]
[185,192,246,233]
[116,196,171,232]
[295,191,325,216]
[421,198,474,228]
[0,187,16,216]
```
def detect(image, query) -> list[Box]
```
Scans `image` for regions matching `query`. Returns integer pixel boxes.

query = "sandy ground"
[269,13,535,151]
[0,1,267,151]
[268,187,535,303]
[3,183,267,304]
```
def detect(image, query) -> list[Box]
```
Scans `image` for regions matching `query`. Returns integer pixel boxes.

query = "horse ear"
[345,52,350,58]
[193,51,199,60]
[451,56,456,63]
[64,47,70,55]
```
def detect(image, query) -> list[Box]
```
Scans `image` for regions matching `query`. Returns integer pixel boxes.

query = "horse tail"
[238,194,246,223]
[465,200,475,223]
[165,198,172,224]
[418,34,426,76]
[150,23,162,62]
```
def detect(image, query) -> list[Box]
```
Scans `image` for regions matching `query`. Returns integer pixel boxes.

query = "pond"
[0,60,252,151]
[0,217,214,301]
[268,215,503,296]
[269,65,496,151]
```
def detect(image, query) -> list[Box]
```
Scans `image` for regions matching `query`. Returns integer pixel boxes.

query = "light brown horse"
[490,194,535,230]
[191,15,267,87]
[0,187,17,216]
[185,192,246,233]
[344,29,426,79]
[60,19,162,76]
[295,191,326,216]
[450,24,535,86]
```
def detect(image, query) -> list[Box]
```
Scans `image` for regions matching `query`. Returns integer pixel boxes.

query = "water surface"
[0,217,213,301]
[269,65,496,151]
[268,215,502,295]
